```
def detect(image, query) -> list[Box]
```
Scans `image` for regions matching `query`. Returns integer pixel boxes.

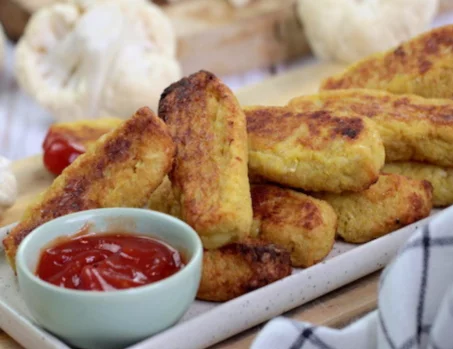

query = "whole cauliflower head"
[298,0,439,63]
[0,156,17,213]
[15,0,181,121]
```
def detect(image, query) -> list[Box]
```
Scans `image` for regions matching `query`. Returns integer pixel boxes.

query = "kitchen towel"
[251,205,453,349]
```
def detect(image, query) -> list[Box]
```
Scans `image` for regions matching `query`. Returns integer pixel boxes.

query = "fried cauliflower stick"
[289,89,453,167]
[384,162,453,208]
[4,107,175,270]
[147,176,181,218]
[159,70,252,249]
[251,184,337,268]
[315,174,433,243]
[197,239,292,302]
[320,25,453,99]
[245,106,385,193]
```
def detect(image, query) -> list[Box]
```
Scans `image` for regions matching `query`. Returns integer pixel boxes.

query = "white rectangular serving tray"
[0,210,441,349]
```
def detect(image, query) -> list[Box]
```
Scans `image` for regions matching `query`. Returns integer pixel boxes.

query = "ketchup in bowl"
[36,232,184,291]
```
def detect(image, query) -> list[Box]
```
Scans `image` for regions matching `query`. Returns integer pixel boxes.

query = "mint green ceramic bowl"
[15,208,203,349]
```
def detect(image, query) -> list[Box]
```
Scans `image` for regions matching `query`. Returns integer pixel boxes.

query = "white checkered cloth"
[251,206,453,349]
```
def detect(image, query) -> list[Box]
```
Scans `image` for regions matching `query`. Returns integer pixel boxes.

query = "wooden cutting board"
[0,60,381,349]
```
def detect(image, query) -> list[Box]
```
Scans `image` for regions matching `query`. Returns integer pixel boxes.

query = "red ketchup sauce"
[36,233,184,291]
[42,130,85,176]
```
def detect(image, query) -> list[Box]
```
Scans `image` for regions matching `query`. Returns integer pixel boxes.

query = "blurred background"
[1,0,453,161]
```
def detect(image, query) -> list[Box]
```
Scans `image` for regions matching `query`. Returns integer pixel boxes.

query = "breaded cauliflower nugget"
[197,239,292,302]
[4,108,175,269]
[320,25,453,99]
[289,89,453,167]
[147,176,181,218]
[251,185,337,268]
[315,174,433,243]
[159,70,252,249]
[384,162,453,208]
[245,106,385,193]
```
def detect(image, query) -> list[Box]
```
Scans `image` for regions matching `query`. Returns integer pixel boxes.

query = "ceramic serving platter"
[0,211,441,349]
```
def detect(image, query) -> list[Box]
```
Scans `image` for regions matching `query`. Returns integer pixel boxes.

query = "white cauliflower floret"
[0,157,17,213]
[297,0,439,63]
[15,0,181,121]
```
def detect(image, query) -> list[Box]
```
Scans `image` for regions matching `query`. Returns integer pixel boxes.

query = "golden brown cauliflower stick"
[3,107,175,270]
[159,70,253,249]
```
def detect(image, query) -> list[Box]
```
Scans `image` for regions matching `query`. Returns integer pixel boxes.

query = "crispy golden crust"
[147,176,181,218]
[3,108,175,270]
[245,106,385,193]
[289,89,453,167]
[314,174,433,243]
[251,185,337,268]
[49,118,123,149]
[320,25,453,98]
[384,162,453,207]
[159,70,252,249]
[197,239,292,302]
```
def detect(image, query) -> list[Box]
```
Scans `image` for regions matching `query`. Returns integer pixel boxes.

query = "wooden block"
[166,0,310,75]
[0,0,30,41]
[439,0,453,14]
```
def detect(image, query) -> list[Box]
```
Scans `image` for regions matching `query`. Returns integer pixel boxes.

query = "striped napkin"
[251,206,453,349]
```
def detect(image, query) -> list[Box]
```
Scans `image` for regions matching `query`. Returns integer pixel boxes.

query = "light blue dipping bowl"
[15,208,203,349]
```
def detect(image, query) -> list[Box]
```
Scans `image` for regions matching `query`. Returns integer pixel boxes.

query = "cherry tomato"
[42,130,85,176]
